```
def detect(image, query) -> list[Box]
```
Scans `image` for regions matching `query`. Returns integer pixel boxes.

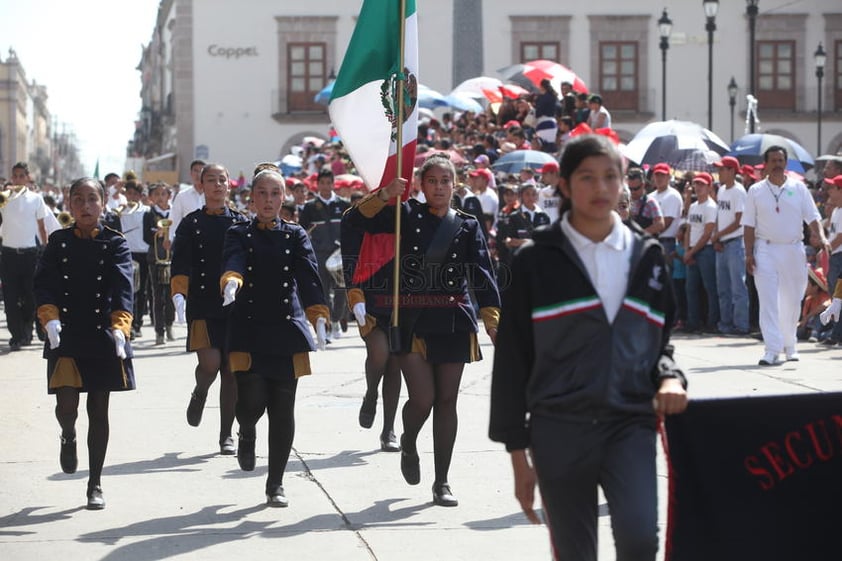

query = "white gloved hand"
[820,298,842,325]
[222,279,238,307]
[46,319,62,349]
[173,294,186,324]
[352,302,367,327]
[113,329,127,359]
[316,317,327,351]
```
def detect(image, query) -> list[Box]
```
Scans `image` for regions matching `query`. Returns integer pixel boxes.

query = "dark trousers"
[0,247,38,343]
[317,253,346,324]
[148,262,174,335]
[131,252,149,330]
[530,415,659,561]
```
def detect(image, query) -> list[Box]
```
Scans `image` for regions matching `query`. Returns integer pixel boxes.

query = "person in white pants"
[742,146,829,365]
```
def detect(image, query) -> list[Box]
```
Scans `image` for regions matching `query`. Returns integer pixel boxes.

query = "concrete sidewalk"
[1,317,840,561]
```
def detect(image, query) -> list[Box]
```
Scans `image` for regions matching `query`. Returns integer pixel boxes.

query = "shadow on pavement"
[0,506,84,536]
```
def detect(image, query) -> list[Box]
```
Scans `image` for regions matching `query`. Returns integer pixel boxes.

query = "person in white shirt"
[536,161,562,223]
[168,160,207,243]
[650,163,683,260]
[103,173,127,211]
[468,168,498,225]
[0,162,47,350]
[742,146,829,365]
[683,172,719,333]
[711,156,749,335]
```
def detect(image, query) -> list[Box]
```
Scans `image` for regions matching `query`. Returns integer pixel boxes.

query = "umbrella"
[491,150,557,174]
[450,76,503,99]
[621,120,730,169]
[314,81,335,105]
[498,59,588,94]
[413,149,467,167]
[443,92,483,113]
[727,133,814,173]
[302,136,325,148]
[277,154,302,176]
[417,85,448,109]
[334,173,366,190]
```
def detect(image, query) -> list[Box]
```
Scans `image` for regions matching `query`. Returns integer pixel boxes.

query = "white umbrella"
[444,92,483,113]
[450,76,503,99]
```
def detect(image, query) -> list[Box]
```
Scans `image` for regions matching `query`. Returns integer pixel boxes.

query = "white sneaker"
[758,352,781,366]
[331,322,342,340]
[784,348,800,362]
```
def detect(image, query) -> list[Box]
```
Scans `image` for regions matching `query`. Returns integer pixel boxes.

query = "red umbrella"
[498,59,588,94]
[413,149,467,167]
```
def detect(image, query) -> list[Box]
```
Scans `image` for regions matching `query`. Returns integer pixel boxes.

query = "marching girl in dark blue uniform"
[219,166,329,506]
[340,210,402,452]
[34,177,135,510]
[170,163,241,454]
[344,154,501,507]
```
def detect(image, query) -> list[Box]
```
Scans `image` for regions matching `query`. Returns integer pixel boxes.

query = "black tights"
[398,353,464,485]
[55,388,110,487]
[236,373,298,489]
[195,347,237,441]
[364,327,401,436]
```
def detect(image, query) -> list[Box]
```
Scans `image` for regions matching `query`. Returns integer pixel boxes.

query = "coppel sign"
[207,45,259,59]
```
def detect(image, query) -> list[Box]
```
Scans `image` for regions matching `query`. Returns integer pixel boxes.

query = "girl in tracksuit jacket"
[489,134,688,561]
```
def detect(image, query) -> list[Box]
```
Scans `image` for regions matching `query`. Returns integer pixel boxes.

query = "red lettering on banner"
[783,431,813,469]
[805,421,834,461]
[760,442,794,481]
[744,456,775,491]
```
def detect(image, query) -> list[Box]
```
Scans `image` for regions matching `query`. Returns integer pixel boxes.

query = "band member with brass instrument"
[119,181,150,340]
[0,162,48,351]
[143,183,175,345]
[34,177,135,510]
[170,163,241,455]
[220,166,328,506]
[299,168,350,341]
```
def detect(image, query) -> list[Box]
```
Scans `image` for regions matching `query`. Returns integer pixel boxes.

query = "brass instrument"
[0,190,10,208]
[154,218,173,285]
[57,211,74,227]
[0,185,26,208]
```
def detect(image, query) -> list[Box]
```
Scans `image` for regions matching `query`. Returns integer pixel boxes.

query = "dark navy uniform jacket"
[496,207,551,265]
[222,218,326,354]
[344,196,500,336]
[299,195,350,258]
[34,225,134,359]
[170,207,242,321]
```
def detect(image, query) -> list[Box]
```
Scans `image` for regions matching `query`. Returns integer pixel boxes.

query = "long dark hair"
[557,134,623,215]
[69,177,105,201]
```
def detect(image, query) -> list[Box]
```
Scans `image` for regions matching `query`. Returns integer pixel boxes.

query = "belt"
[1,246,38,254]
[659,237,676,242]
[721,237,742,244]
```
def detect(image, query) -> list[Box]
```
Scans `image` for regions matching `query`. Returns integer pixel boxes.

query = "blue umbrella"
[444,93,483,113]
[491,150,557,174]
[314,81,335,106]
[417,85,448,109]
[727,133,814,173]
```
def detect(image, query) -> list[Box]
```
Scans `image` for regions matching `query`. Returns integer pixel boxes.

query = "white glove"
[821,298,842,325]
[353,302,367,327]
[46,319,62,349]
[173,294,186,324]
[222,279,238,307]
[113,329,127,359]
[316,317,327,351]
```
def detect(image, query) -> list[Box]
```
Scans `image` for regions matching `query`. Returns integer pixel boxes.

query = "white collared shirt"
[561,211,633,322]
[0,190,47,248]
[742,177,820,243]
[169,185,205,241]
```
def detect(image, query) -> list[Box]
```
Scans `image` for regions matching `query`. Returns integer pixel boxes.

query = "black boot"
[237,429,256,471]
[60,434,78,474]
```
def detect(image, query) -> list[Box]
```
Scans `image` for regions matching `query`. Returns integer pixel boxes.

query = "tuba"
[57,211,74,227]
[153,218,173,285]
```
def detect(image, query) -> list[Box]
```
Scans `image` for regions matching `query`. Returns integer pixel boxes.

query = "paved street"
[1,317,841,561]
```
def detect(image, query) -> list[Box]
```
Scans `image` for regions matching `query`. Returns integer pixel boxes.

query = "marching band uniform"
[119,201,150,338]
[143,205,174,344]
[496,204,551,267]
[220,217,328,506]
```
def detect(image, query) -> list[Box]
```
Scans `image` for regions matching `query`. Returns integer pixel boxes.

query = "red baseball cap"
[714,156,740,171]
[503,120,521,129]
[538,161,559,174]
[824,175,842,189]
[652,162,671,175]
[740,165,757,180]
[691,172,713,186]
[469,168,493,182]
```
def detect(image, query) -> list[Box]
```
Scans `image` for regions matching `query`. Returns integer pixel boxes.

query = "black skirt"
[47,355,136,394]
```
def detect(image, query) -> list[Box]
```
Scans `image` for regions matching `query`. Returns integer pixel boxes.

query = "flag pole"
[389,0,407,353]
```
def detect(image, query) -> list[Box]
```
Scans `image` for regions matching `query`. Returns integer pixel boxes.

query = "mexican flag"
[330,0,418,283]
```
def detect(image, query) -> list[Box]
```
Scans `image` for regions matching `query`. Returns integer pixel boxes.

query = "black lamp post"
[746,0,759,133]
[815,43,826,155]
[728,77,738,143]
[658,9,673,121]
[703,0,719,131]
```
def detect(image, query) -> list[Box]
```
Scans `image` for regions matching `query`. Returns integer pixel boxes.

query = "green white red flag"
[329,0,418,283]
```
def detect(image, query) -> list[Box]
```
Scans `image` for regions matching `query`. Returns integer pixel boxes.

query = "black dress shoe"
[86,484,105,510]
[358,393,376,429]
[219,436,237,455]
[400,434,420,485]
[237,430,256,471]
[186,388,207,427]
[9,339,21,352]
[266,484,288,507]
[432,482,458,507]
[60,435,78,474]
[380,431,400,452]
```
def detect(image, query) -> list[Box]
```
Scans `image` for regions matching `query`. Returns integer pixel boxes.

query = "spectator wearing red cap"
[818,175,842,346]
[469,168,499,225]
[537,161,562,223]
[742,146,829,365]
[711,156,750,335]
[626,167,665,235]
[650,163,683,264]
[798,266,832,342]
[683,172,720,332]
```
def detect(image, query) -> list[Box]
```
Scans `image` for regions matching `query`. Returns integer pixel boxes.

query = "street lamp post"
[746,0,759,133]
[704,0,719,131]
[815,43,826,155]
[658,9,673,121]
[728,77,738,143]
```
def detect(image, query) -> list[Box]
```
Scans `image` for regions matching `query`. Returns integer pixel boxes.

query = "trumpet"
[57,211,74,227]
[0,185,26,208]
[154,218,173,264]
